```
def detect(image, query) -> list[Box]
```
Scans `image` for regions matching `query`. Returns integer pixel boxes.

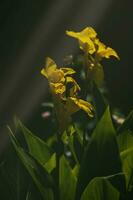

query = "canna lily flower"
[65,76,81,97]
[58,96,94,133]
[66,97,94,118]
[66,27,119,86]
[94,39,119,59]
[66,27,119,60]
[41,57,77,96]
[66,27,97,54]
[41,57,94,133]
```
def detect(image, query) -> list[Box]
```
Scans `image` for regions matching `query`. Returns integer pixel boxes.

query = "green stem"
[82,51,89,149]
[83,130,86,150]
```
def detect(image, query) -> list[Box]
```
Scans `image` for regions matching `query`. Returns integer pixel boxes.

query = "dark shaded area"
[99,0,133,113]
[0,0,133,151]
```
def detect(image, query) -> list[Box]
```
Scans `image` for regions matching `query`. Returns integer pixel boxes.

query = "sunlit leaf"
[44,153,56,173]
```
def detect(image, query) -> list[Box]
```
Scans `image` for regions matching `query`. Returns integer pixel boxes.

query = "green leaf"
[46,134,57,148]
[44,153,56,173]
[117,110,133,134]
[60,156,77,200]
[80,177,119,200]
[61,125,83,164]
[73,132,83,162]
[121,147,133,191]
[16,120,53,167]
[66,133,83,164]
[72,164,80,179]
[8,127,54,200]
[62,129,79,164]
[75,107,123,199]
[104,173,126,195]
[117,130,133,152]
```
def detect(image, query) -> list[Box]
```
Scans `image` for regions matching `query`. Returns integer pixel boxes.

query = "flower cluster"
[41,57,93,132]
[41,27,119,132]
[41,57,76,96]
[66,27,119,59]
[66,27,119,85]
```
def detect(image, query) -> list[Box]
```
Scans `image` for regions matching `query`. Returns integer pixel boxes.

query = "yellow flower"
[66,97,94,118]
[66,27,97,54]
[95,39,119,59]
[41,57,78,95]
[66,27,119,59]
[65,76,80,97]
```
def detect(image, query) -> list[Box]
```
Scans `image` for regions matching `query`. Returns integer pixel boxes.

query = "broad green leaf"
[44,153,56,173]
[117,130,133,152]
[104,173,126,195]
[60,156,77,200]
[117,111,133,134]
[80,177,119,200]
[75,107,123,199]
[16,120,53,167]
[121,147,133,191]
[0,144,45,200]
[46,134,57,148]
[72,164,80,179]
[8,128,54,200]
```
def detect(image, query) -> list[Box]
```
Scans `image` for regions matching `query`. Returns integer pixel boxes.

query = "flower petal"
[45,57,57,71]
[50,82,66,94]
[66,27,97,40]
[61,67,76,75]
[67,97,94,117]
[41,57,57,79]
[97,47,119,59]
[95,39,119,59]
[41,68,48,78]
[66,27,97,54]
[65,76,80,96]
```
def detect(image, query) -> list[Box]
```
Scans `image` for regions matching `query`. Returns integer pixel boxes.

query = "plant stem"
[82,50,89,149]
